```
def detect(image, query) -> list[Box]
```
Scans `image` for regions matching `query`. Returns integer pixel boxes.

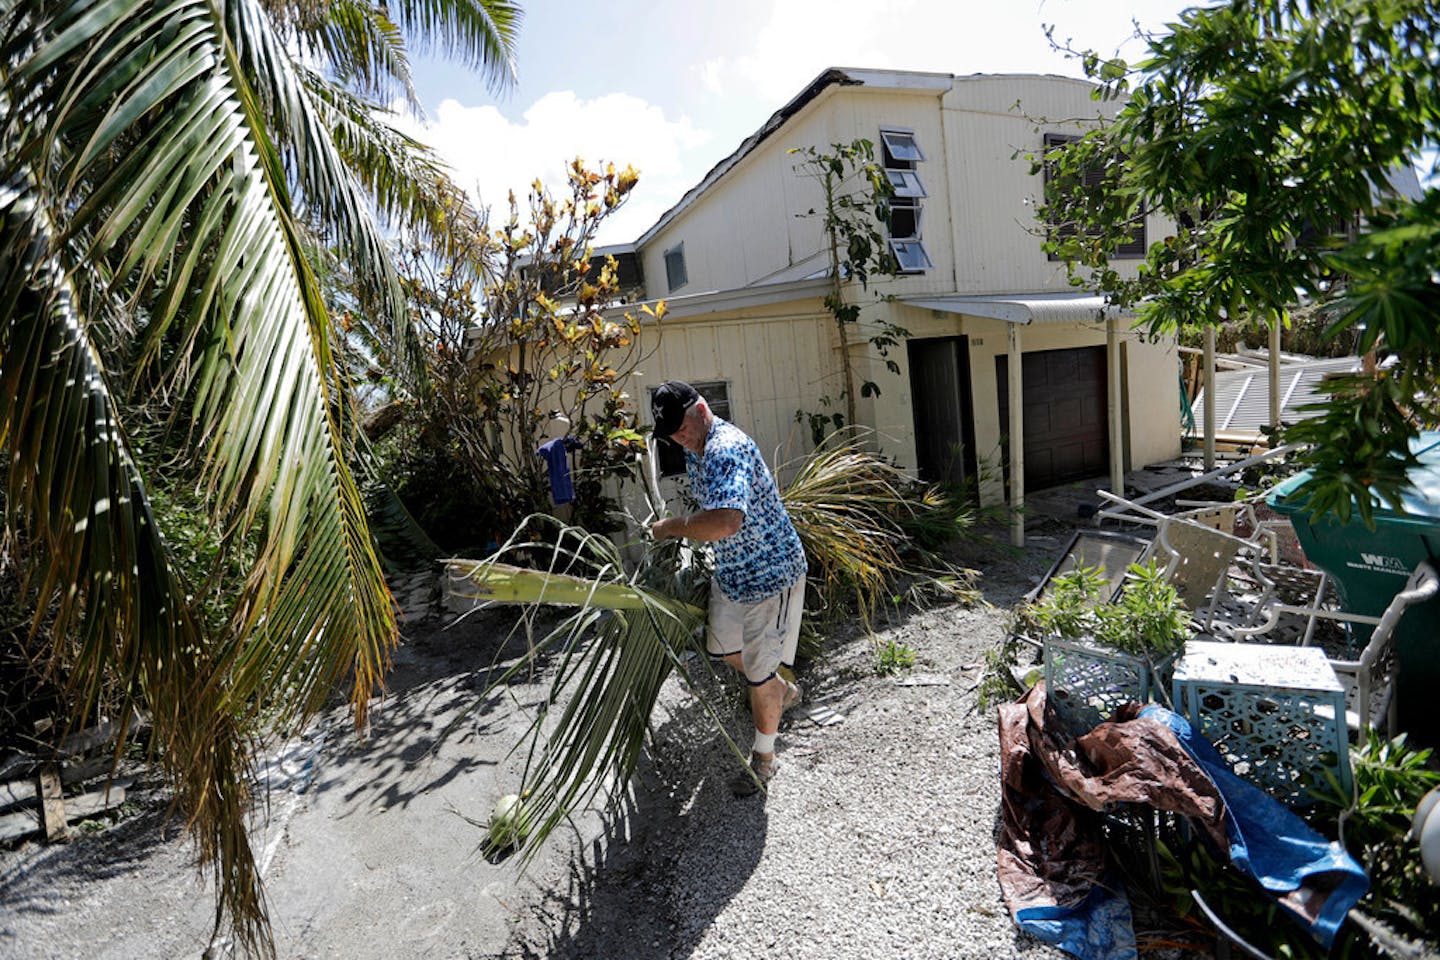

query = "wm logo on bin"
[1353,552,1409,574]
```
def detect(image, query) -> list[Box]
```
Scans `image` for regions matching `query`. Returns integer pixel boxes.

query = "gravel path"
[501,533,1071,960]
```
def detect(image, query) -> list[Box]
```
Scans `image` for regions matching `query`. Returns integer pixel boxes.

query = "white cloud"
[696,0,1188,104]
[393,91,712,244]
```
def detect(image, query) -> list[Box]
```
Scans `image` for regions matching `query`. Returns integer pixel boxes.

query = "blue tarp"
[1000,689,1368,960]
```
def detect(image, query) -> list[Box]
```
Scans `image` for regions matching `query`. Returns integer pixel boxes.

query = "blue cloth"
[1015,879,1137,960]
[536,437,575,506]
[1140,705,1369,948]
[684,417,805,603]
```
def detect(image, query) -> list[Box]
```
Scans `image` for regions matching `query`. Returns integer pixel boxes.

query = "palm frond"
[447,516,722,863]
[385,0,521,91]
[224,0,411,355]
[302,68,486,270]
[303,0,417,107]
[0,179,271,955]
[4,0,399,944]
[779,432,916,622]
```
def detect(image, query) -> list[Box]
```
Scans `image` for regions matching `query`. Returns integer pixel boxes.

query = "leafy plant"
[789,141,909,429]
[1313,732,1440,955]
[874,639,917,676]
[1039,0,1440,529]
[1019,560,1188,659]
[374,162,653,545]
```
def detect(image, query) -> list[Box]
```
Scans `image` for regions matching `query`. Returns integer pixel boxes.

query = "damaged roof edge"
[634,67,952,249]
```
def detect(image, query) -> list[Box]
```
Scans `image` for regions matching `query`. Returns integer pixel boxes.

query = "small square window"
[652,380,731,476]
[880,130,925,166]
[886,168,927,199]
[663,244,688,292]
[889,239,932,274]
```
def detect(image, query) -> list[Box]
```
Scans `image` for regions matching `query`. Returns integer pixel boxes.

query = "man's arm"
[650,509,743,542]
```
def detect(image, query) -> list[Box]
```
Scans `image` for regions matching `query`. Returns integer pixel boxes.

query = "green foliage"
[873,639,916,676]
[977,629,1032,712]
[374,161,651,545]
[1042,0,1440,528]
[790,141,909,430]
[1314,732,1440,954]
[2,0,520,951]
[1019,561,1188,659]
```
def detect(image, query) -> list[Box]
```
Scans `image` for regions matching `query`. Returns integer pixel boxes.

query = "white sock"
[752,730,777,756]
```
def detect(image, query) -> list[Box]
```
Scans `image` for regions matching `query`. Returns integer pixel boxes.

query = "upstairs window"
[890,240,933,274]
[881,127,931,273]
[1042,133,1146,259]
[880,130,925,166]
[653,380,731,476]
[886,168,927,198]
[663,243,688,292]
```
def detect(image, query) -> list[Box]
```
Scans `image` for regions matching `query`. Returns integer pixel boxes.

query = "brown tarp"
[997,681,1363,942]
[996,682,1226,917]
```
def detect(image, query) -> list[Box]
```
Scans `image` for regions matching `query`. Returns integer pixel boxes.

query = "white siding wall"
[629,302,840,484]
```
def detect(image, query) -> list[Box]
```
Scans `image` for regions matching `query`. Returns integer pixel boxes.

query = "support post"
[1203,324,1216,471]
[1269,314,1282,435]
[1008,323,1025,548]
[1107,312,1124,496]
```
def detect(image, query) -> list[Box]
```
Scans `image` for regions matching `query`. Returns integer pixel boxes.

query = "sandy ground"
[0,522,1086,960]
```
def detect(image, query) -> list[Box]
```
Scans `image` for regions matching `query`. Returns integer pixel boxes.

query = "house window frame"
[886,168,927,199]
[663,243,688,292]
[889,239,933,274]
[651,380,732,476]
[1042,132,1146,260]
[880,127,931,273]
[880,129,926,166]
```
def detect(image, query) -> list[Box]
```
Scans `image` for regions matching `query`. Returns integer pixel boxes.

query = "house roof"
[635,67,956,248]
[902,292,1127,325]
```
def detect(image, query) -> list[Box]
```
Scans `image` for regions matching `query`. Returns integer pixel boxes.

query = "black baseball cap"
[651,380,699,438]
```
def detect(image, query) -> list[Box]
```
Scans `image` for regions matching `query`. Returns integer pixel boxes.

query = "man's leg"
[723,652,785,739]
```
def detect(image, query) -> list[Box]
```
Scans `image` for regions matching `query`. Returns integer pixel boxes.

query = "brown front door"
[908,337,977,491]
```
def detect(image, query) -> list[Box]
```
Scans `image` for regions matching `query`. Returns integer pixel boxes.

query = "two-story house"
[616,67,1181,541]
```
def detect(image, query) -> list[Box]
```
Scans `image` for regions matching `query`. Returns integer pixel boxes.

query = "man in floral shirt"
[649,381,806,796]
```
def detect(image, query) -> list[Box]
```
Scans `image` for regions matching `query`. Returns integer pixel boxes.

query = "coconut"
[487,793,530,851]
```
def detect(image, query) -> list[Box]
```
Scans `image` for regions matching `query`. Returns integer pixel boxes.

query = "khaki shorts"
[706,574,806,685]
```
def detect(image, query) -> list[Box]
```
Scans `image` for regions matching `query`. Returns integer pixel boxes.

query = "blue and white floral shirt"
[686,417,806,603]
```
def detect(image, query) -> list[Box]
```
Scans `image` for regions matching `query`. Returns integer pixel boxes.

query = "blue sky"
[401,0,1198,245]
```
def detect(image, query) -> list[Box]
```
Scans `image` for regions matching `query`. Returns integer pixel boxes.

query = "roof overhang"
[605,276,832,323]
[902,292,1128,325]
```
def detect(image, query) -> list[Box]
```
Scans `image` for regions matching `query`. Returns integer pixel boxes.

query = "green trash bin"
[1267,432,1440,743]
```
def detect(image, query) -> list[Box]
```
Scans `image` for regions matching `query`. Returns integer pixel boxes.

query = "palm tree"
[0,0,518,952]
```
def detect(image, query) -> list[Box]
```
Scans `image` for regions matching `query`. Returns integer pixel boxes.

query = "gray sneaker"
[730,752,776,797]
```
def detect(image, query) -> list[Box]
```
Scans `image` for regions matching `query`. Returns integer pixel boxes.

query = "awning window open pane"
[890,239,933,273]
[880,130,925,164]
[886,168,927,198]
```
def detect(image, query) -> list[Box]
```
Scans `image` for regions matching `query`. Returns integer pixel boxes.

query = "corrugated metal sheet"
[1191,357,1360,432]
[903,292,1122,325]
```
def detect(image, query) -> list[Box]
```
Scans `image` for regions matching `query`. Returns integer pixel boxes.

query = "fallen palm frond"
[446,516,725,863]
[780,430,979,627]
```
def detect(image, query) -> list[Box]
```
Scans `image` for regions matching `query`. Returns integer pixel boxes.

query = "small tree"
[373,161,655,547]
[790,140,909,431]
[1036,0,1440,526]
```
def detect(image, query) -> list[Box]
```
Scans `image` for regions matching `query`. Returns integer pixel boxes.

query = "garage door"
[996,346,1109,490]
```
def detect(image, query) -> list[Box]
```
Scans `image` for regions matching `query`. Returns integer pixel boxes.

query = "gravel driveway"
[1,526,1080,960]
